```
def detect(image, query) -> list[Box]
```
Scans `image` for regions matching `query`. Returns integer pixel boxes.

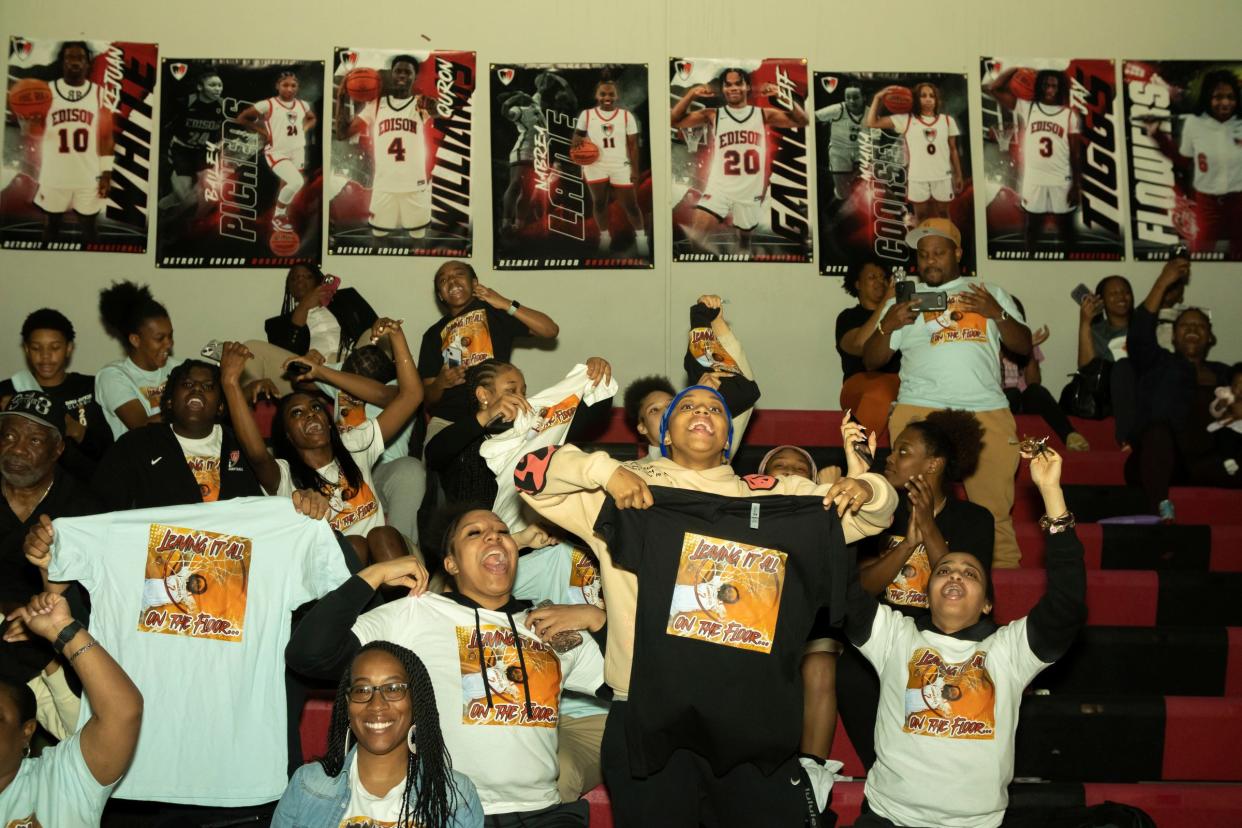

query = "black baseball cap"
[0,390,66,436]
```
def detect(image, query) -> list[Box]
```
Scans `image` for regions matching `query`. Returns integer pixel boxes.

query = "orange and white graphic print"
[326,480,380,533]
[884,539,929,608]
[440,309,495,370]
[138,523,252,642]
[184,455,222,503]
[525,393,580,440]
[142,382,166,411]
[903,646,996,739]
[569,547,603,608]
[335,390,367,432]
[455,624,561,727]
[666,532,785,654]
[688,327,741,374]
[339,818,398,827]
[925,296,990,346]
[6,814,43,828]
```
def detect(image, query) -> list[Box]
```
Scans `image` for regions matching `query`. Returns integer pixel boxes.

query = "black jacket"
[92,423,264,511]
[1128,305,1229,433]
[264,288,378,357]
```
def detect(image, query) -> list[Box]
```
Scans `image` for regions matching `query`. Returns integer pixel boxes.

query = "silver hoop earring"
[343,728,352,759]
[407,724,417,755]
[23,743,31,758]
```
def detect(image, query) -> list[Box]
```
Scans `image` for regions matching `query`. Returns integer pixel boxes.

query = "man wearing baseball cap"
[862,218,1032,568]
[1,391,99,608]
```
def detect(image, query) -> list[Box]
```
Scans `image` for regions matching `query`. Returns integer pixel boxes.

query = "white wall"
[3,0,1239,408]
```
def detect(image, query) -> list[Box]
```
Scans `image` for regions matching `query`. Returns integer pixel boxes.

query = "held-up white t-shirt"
[276,418,387,536]
[173,424,224,503]
[341,752,407,826]
[0,731,114,828]
[351,592,605,815]
[96,356,184,439]
[479,363,618,532]
[883,277,1024,411]
[48,497,350,806]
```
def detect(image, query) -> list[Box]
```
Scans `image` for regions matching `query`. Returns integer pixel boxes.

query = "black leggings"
[1004,385,1076,442]
[600,701,821,828]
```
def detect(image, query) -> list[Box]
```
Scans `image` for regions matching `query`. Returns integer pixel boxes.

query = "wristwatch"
[507,300,521,317]
[53,620,84,654]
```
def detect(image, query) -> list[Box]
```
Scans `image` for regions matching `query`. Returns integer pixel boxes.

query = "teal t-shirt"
[0,731,115,828]
[513,542,609,718]
[95,356,183,439]
[883,278,1023,411]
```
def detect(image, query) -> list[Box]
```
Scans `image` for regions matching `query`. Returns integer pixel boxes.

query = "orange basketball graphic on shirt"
[666,532,785,654]
[903,647,996,739]
[688,327,741,374]
[138,523,252,642]
[327,480,380,533]
[884,541,930,607]
[335,391,367,431]
[927,295,990,346]
[142,383,166,411]
[455,624,562,727]
[440,309,496,369]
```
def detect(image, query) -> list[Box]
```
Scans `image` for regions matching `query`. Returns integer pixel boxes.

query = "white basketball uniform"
[508,99,540,164]
[1016,100,1079,214]
[35,79,106,215]
[261,96,310,173]
[1179,113,1242,196]
[698,105,768,230]
[360,96,431,230]
[815,103,863,172]
[891,112,959,203]
[575,107,637,186]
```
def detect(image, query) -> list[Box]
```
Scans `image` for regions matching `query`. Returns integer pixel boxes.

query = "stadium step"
[1015,523,1242,572]
[583,781,1242,828]
[1034,627,1242,697]
[993,569,1242,627]
[830,695,1242,783]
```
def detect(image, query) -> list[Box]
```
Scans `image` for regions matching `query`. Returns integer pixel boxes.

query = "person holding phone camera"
[862,218,1031,568]
[836,260,902,439]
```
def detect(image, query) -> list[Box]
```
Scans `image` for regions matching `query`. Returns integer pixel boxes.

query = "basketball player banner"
[1122,60,1242,262]
[671,57,812,264]
[489,62,653,270]
[979,58,1125,262]
[2,36,158,254]
[812,70,974,276]
[329,47,475,258]
[154,57,324,268]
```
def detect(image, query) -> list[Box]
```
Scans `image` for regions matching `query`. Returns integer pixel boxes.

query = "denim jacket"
[271,748,484,827]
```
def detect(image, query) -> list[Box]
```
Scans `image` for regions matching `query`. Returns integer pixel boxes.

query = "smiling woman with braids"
[273,640,483,827]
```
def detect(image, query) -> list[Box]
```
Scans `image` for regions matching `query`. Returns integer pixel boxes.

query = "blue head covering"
[658,385,735,460]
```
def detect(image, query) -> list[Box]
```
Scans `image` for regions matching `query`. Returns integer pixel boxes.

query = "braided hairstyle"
[465,359,518,407]
[279,263,325,315]
[270,392,365,495]
[321,641,460,828]
[906,409,984,482]
[342,345,396,384]
[98,281,169,351]
[158,359,223,426]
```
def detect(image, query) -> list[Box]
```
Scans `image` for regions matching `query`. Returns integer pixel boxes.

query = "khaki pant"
[557,712,606,802]
[888,404,1021,568]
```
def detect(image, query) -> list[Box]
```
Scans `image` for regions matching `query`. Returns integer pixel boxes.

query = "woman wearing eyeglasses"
[273,640,483,827]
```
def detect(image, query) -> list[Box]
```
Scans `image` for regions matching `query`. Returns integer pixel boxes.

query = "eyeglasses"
[348,682,410,704]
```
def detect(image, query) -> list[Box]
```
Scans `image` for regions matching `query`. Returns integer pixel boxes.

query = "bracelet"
[68,640,98,663]
[507,300,521,317]
[1038,511,1076,534]
[875,319,886,336]
[99,156,114,173]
